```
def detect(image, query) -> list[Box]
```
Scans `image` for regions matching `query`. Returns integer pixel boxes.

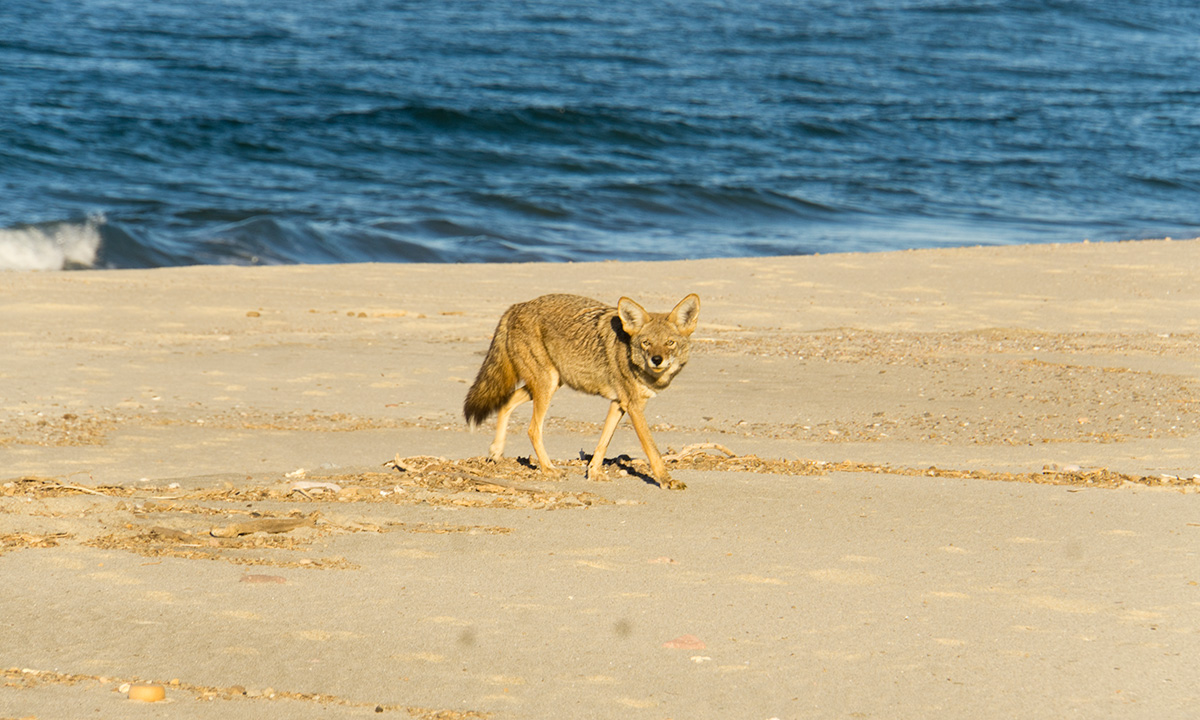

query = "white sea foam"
[0,216,103,271]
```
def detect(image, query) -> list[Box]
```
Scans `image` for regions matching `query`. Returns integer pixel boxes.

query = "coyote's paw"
[660,476,687,491]
[586,464,612,483]
[538,465,566,480]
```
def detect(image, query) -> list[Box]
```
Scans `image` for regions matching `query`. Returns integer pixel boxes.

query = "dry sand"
[2,239,1199,719]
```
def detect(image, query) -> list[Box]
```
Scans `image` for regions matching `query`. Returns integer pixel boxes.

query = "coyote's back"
[463,294,611,425]
[463,293,700,489]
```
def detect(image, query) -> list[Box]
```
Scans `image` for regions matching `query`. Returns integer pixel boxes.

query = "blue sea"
[3,0,1199,270]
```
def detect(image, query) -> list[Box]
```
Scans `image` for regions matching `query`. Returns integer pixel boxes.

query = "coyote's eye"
[666,340,676,348]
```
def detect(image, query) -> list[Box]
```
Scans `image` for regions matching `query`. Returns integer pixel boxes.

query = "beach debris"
[383,454,447,472]
[662,634,706,650]
[4,668,482,713]
[654,453,1200,490]
[662,442,738,462]
[210,512,319,538]
[126,683,166,702]
[0,532,71,554]
[145,526,202,544]
[290,480,342,498]
[285,468,307,478]
[1043,463,1082,473]
[378,455,608,506]
[86,528,357,569]
[4,477,118,497]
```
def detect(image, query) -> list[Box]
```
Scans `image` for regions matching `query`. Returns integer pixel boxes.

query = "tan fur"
[464,293,700,490]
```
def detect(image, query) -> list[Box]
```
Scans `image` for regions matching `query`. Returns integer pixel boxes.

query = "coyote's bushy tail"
[463,320,518,426]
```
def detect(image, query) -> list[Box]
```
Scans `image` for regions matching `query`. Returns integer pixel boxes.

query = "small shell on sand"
[128,684,166,702]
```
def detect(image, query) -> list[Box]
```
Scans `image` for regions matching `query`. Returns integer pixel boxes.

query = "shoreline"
[2,228,1193,273]
[3,238,1199,718]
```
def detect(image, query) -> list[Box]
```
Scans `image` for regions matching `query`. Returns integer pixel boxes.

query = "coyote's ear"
[669,294,700,336]
[617,297,650,334]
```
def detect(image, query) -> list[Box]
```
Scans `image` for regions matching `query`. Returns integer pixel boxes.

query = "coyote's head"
[618,294,701,385]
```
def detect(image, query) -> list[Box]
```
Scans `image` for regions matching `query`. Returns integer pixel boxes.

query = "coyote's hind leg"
[525,369,562,476]
[488,386,531,460]
[587,400,625,481]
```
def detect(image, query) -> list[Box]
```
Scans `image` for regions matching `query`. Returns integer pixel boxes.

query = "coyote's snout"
[463,293,700,489]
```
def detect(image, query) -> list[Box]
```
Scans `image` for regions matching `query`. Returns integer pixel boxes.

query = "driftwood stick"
[39,480,112,497]
[444,471,543,495]
[210,512,320,538]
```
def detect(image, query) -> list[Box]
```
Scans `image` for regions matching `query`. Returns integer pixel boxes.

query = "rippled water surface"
[3,0,1199,269]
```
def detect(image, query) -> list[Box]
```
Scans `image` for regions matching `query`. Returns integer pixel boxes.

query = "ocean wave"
[0,217,103,271]
[596,182,840,222]
[3,0,1198,269]
[327,102,710,149]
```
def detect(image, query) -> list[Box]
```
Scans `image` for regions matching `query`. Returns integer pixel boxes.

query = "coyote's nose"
[651,355,663,366]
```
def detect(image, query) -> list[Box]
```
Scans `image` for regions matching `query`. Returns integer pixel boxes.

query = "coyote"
[464,293,700,490]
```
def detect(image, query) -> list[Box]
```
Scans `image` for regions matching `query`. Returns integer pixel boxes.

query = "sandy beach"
[2,239,1199,719]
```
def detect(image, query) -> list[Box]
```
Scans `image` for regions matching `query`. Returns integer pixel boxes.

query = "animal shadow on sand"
[505,453,659,486]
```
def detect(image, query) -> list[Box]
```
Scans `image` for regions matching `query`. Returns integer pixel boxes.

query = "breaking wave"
[0,217,104,271]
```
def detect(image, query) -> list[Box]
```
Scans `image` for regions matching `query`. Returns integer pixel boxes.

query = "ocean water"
[3,0,1199,270]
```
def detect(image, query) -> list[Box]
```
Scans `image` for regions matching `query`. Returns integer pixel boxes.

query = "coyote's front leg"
[625,398,685,490]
